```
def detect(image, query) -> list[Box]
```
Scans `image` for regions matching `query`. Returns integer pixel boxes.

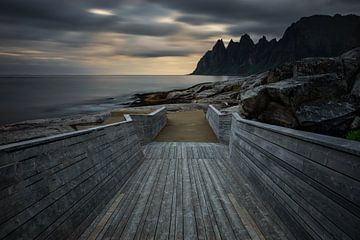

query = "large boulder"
[295,100,357,135]
[238,47,360,137]
[259,102,298,128]
[340,47,360,82]
[239,86,269,117]
[352,73,360,97]
[266,62,294,84]
[266,73,347,107]
[295,57,342,76]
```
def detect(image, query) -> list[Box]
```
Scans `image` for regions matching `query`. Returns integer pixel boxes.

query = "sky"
[0,0,359,75]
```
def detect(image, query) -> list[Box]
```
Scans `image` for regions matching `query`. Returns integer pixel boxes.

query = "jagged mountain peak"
[258,36,268,43]
[239,34,254,46]
[214,39,225,46]
[192,14,360,75]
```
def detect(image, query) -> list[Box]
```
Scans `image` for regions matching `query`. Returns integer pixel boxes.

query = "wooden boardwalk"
[79,142,290,240]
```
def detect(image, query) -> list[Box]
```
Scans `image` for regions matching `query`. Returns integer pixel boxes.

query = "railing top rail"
[148,106,166,116]
[208,105,231,116]
[232,112,360,156]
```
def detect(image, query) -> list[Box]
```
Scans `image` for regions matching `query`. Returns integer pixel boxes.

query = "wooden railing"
[206,105,232,144]
[0,107,166,240]
[228,112,360,240]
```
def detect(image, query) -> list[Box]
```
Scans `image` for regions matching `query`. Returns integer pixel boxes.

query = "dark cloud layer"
[0,0,359,74]
[123,49,193,58]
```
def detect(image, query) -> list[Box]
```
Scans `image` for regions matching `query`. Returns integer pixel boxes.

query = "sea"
[0,75,230,125]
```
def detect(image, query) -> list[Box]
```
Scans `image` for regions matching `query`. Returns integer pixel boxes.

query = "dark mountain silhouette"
[192,14,360,75]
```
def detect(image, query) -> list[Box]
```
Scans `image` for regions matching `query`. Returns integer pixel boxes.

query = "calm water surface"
[0,75,229,124]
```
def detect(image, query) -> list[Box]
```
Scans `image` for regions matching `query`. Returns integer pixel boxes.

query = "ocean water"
[0,75,229,124]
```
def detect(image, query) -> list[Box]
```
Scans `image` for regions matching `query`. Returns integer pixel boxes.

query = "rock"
[295,57,342,76]
[350,116,360,130]
[0,112,109,145]
[195,91,239,106]
[194,83,213,93]
[132,47,360,138]
[237,47,360,137]
[295,100,357,135]
[296,100,356,125]
[240,86,269,117]
[340,47,360,81]
[166,90,193,101]
[195,89,218,99]
[266,73,347,107]
[351,73,360,97]
[266,63,294,84]
[259,102,298,128]
[240,72,268,89]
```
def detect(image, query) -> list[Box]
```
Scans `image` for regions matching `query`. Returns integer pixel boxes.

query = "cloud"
[116,22,181,36]
[121,49,193,58]
[0,0,359,74]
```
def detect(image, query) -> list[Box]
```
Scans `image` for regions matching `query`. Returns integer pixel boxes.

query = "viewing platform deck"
[0,106,359,240]
[79,142,287,240]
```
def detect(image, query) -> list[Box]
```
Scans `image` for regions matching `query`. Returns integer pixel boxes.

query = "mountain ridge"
[192,14,360,75]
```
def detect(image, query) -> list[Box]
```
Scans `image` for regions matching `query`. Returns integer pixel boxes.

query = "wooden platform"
[79,142,290,240]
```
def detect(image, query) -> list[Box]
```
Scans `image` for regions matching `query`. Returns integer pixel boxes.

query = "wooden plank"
[86,192,124,240]
[210,147,290,240]
[190,157,221,240]
[99,155,156,239]
[133,157,167,240]
[154,157,177,239]
[228,193,266,240]
[169,157,179,239]
[110,157,160,238]
[201,158,251,240]
[113,158,163,239]
[187,155,212,240]
[195,158,236,239]
[235,135,354,239]
[174,155,184,240]
[138,152,171,239]
[182,157,198,239]
[70,142,298,240]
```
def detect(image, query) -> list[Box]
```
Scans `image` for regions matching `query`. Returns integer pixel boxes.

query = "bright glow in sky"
[88,8,114,16]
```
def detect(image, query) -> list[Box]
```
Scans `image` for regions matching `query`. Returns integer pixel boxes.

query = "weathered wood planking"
[128,107,167,144]
[229,112,360,240]
[79,142,291,240]
[0,107,166,240]
[206,105,232,144]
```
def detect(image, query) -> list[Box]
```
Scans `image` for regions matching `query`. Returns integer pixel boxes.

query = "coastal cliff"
[192,14,360,75]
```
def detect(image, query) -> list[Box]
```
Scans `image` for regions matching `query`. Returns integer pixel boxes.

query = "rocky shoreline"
[1,47,360,145]
[133,47,360,139]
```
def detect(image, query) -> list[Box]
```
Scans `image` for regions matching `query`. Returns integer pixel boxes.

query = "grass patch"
[346,129,360,141]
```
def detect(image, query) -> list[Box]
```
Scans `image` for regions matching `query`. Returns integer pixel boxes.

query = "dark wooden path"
[79,142,290,240]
